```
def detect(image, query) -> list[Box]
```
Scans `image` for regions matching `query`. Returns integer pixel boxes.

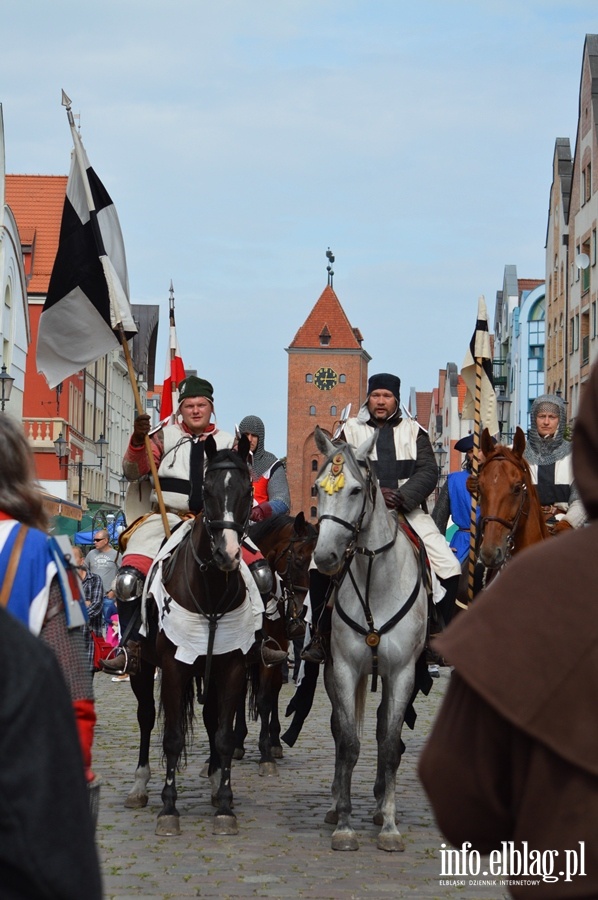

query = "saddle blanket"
[147,565,256,664]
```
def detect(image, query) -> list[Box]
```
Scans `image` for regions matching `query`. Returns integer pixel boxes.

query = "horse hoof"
[271,746,283,759]
[155,815,180,836]
[377,832,404,852]
[258,761,278,777]
[324,810,338,825]
[331,831,359,851]
[212,814,238,835]
[125,793,148,809]
[232,747,245,761]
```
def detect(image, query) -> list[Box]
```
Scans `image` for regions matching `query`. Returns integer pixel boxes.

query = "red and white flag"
[159,284,186,423]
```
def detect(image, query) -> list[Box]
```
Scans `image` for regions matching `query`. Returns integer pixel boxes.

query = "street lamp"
[433,442,448,501]
[496,390,512,442]
[53,432,108,507]
[118,473,128,503]
[0,364,15,411]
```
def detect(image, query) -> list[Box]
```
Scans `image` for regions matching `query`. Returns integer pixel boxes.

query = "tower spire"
[326,247,335,287]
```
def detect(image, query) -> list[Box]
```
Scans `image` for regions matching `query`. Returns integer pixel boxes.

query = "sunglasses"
[93,538,105,543]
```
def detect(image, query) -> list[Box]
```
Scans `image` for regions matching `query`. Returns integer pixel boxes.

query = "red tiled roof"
[5,174,67,294]
[289,285,363,349]
[414,390,432,428]
[518,278,544,293]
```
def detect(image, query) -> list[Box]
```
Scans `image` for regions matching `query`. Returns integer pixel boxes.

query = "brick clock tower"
[286,264,370,519]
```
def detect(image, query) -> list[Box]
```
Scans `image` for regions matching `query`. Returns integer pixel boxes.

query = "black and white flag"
[36,92,137,388]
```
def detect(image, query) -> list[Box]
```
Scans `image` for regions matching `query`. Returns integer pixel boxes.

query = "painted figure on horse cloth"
[99,375,286,676]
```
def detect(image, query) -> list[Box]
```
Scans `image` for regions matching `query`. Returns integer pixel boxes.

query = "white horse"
[313,426,428,852]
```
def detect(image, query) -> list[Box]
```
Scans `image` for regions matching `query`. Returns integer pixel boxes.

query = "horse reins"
[478,454,530,563]
[320,457,423,692]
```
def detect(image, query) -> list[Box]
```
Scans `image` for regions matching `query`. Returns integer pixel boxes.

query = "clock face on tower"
[314,367,338,391]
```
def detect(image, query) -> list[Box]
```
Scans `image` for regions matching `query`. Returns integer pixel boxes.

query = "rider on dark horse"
[100,376,287,676]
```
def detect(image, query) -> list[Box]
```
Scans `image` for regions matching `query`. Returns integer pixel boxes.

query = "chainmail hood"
[238,415,278,478]
[524,393,570,465]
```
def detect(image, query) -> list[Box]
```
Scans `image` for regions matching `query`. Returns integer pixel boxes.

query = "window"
[310,506,317,519]
[311,459,318,472]
[309,405,316,416]
[311,485,317,497]
[306,373,313,383]
[582,241,591,294]
[330,406,337,416]
[339,374,346,383]
[592,301,597,339]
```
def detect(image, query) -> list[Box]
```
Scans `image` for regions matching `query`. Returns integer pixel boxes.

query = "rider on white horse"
[302,372,461,664]
[100,375,286,675]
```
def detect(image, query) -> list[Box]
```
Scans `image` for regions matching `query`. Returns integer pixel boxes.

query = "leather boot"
[300,630,329,665]
[100,640,141,676]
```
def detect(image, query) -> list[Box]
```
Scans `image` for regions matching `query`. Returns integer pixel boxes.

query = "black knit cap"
[367,373,401,405]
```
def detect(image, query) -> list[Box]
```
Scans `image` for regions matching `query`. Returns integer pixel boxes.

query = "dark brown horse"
[154,435,254,836]
[232,512,318,774]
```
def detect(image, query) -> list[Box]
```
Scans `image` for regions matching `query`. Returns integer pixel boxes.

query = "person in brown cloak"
[418,359,598,899]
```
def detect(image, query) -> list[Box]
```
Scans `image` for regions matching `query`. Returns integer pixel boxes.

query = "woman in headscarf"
[418,362,598,898]
[524,393,586,534]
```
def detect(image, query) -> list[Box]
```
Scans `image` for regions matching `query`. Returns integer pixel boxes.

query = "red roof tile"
[5,174,67,294]
[289,285,363,349]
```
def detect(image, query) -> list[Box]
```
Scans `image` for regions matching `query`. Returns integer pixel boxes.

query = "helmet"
[114,566,145,602]
[248,559,273,597]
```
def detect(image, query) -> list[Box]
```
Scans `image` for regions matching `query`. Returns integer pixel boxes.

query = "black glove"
[380,487,404,510]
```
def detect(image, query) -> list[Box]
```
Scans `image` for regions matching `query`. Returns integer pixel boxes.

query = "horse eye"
[349,486,361,496]
[513,483,523,495]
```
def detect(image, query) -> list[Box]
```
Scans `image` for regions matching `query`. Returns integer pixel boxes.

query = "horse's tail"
[158,677,195,769]
[355,673,368,734]
[247,662,261,722]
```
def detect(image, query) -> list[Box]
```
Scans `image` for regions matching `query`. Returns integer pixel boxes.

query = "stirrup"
[260,637,288,669]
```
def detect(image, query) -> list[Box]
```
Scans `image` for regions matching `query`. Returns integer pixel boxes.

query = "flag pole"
[168,282,178,421]
[60,91,171,539]
[464,367,483,607]
[118,325,171,539]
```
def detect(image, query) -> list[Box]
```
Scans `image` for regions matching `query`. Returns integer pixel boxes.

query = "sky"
[0,1,592,454]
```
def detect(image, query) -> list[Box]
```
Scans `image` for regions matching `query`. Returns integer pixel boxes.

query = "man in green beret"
[101,375,286,674]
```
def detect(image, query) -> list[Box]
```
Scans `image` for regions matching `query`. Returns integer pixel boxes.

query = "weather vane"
[326,248,335,287]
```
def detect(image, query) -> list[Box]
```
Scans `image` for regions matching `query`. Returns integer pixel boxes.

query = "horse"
[313,426,428,852]
[475,426,548,570]
[452,427,548,614]
[231,512,318,774]
[152,434,255,836]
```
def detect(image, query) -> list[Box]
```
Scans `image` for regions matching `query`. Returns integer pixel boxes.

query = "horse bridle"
[201,458,252,549]
[478,454,529,558]
[318,458,373,557]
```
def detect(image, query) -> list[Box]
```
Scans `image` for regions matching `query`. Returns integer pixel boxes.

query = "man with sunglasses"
[86,530,118,627]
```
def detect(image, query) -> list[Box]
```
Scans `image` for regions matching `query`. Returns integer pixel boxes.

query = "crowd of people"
[3,359,596,897]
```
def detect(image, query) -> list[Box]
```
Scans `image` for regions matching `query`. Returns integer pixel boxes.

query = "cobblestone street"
[93,666,506,900]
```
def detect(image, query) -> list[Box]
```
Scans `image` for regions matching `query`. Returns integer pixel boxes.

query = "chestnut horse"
[475,426,548,571]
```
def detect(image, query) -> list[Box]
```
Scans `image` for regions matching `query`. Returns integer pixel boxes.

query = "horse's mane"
[206,447,250,474]
[250,513,318,542]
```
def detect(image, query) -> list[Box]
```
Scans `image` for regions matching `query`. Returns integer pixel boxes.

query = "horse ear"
[205,435,217,459]
[512,426,526,457]
[236,433,250,462]
[354,430,377,463]
[314,426,334,456]
[293,511,306,536]
[481,428,494,455]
